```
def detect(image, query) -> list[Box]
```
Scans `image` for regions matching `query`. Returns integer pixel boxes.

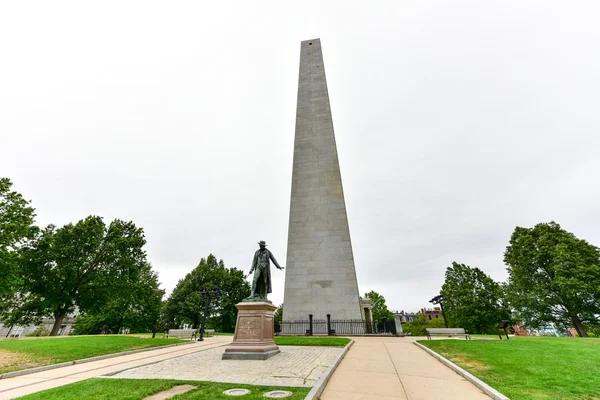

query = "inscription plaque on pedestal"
[237,316,261,339]
[221,302,280,360]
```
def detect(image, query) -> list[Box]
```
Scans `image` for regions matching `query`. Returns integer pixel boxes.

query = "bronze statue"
[247,240,284,301]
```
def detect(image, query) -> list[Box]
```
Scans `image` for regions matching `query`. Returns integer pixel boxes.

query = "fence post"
[308,314,313,336]
[327,314,332,336]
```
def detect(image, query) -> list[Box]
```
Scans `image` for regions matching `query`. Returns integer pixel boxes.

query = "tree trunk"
[50,314,65,336]
[571,315,588,337]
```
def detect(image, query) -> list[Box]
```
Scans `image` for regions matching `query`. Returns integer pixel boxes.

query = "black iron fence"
[278,314,397,336]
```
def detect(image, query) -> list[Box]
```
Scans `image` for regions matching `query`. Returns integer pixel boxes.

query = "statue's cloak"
[251,248,281,294]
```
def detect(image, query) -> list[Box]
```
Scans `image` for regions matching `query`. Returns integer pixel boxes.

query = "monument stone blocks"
[283,39,363,322]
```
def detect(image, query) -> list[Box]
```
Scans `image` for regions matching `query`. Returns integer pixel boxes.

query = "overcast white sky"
[2,1,599,313]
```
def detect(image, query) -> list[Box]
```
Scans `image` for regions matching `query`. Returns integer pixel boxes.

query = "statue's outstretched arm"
[269,251,284,270]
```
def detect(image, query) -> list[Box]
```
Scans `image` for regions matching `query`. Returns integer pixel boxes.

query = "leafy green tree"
[403,313,445,336]
[504,222,600,337]
[73,262,164,335]
[440,262,510,334]
[217,266,251,332]
[11,216,148,336]
[0,178,37,307]
[364,290,394,321]
[164,254,250,332]
[274,304,283,327]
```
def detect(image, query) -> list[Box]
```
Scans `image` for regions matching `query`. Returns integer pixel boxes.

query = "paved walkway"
[0,336,232,400]
[321,336,491,400]
[1,335,492,399]
[112,345,343,387]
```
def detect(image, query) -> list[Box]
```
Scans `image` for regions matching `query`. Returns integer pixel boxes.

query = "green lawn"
[274,336,351,346]
[419,336,600,400]
[0,336,185,374]
[17,378,310,400]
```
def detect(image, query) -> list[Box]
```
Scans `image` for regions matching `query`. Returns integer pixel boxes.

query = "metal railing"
[278,314,397,336]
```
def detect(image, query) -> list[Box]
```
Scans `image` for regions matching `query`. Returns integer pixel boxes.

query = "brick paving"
[111,345,343,387]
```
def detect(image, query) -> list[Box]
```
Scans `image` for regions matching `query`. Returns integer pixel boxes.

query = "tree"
[0,178,37,307]
[440,262,510,334]
[73,262,164,335]
[504,222,600,337]
[403,313,445,336]
[164,254,250,332]
[12,216,148,336]
[274,304,283,327]
[217,266,251,332]
[364,290,394,321]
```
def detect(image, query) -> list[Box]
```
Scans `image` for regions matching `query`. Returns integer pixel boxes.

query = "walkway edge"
[304,339,354,400]
[413,342,509,400]
[0,341,196,380]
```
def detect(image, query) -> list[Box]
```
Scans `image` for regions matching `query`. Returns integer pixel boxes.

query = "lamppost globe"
[429,294,448,328]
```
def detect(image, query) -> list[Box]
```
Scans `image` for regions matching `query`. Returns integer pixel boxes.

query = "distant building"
[396,310,418,323]
[512,320,528,336]
[420,307,442,321]
[0,314,76,338]
[359,298,374,322]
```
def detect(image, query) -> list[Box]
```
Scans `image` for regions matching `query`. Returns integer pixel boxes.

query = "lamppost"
[429,294,448,328]
[198,288,221,341]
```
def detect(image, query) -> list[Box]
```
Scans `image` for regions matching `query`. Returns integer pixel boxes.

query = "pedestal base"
[222,301,280,360]
[222,349,280,360]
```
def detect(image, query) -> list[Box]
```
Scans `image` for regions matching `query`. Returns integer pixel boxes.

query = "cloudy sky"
[2,1,599,312]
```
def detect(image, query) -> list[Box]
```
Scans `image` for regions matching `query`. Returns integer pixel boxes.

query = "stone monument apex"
[283,39,363,321]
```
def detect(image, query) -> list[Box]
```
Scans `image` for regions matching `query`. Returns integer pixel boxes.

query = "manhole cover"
[223,388,251,396]
[264,391,293,398]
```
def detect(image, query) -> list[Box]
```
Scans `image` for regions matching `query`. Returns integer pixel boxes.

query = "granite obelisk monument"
[283,39,362,321]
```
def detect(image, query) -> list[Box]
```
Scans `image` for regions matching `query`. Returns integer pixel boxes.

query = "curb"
[304,339,354,400]
[0,340,196,380]
[413,342,509,400]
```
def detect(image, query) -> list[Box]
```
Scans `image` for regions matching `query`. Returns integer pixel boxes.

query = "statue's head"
[258,240,267,249]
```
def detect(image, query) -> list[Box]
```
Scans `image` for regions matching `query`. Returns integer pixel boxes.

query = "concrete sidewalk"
[0,336,232,399]
[321,336,491,400]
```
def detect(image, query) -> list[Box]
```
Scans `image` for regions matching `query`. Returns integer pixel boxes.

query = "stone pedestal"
[222,301,280,360]
[393,314,405,337]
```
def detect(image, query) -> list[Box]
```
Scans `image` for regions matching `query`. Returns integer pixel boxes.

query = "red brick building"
[420,307,442,321]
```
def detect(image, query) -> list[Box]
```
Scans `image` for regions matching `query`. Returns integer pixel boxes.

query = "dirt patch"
[0,350,41,373]
[448,355,490,373]
[143,385,196,400]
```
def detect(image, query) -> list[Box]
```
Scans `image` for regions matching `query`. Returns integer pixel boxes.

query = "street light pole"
[198,288,221,341]
[429,294,448,328]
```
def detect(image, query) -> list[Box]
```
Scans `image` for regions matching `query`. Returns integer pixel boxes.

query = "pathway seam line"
[304,340,353,400]
[413,342,509,400]
[383,342,410,400]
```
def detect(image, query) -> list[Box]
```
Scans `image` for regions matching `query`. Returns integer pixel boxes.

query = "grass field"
[17,378,311,400]
[419,336,600,400]
[0,336,184,374]
[274,336,351,346]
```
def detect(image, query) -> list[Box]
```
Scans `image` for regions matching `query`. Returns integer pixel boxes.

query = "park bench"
[426,328,471,340]
[202,329,217,337]
[165,328,197,340]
